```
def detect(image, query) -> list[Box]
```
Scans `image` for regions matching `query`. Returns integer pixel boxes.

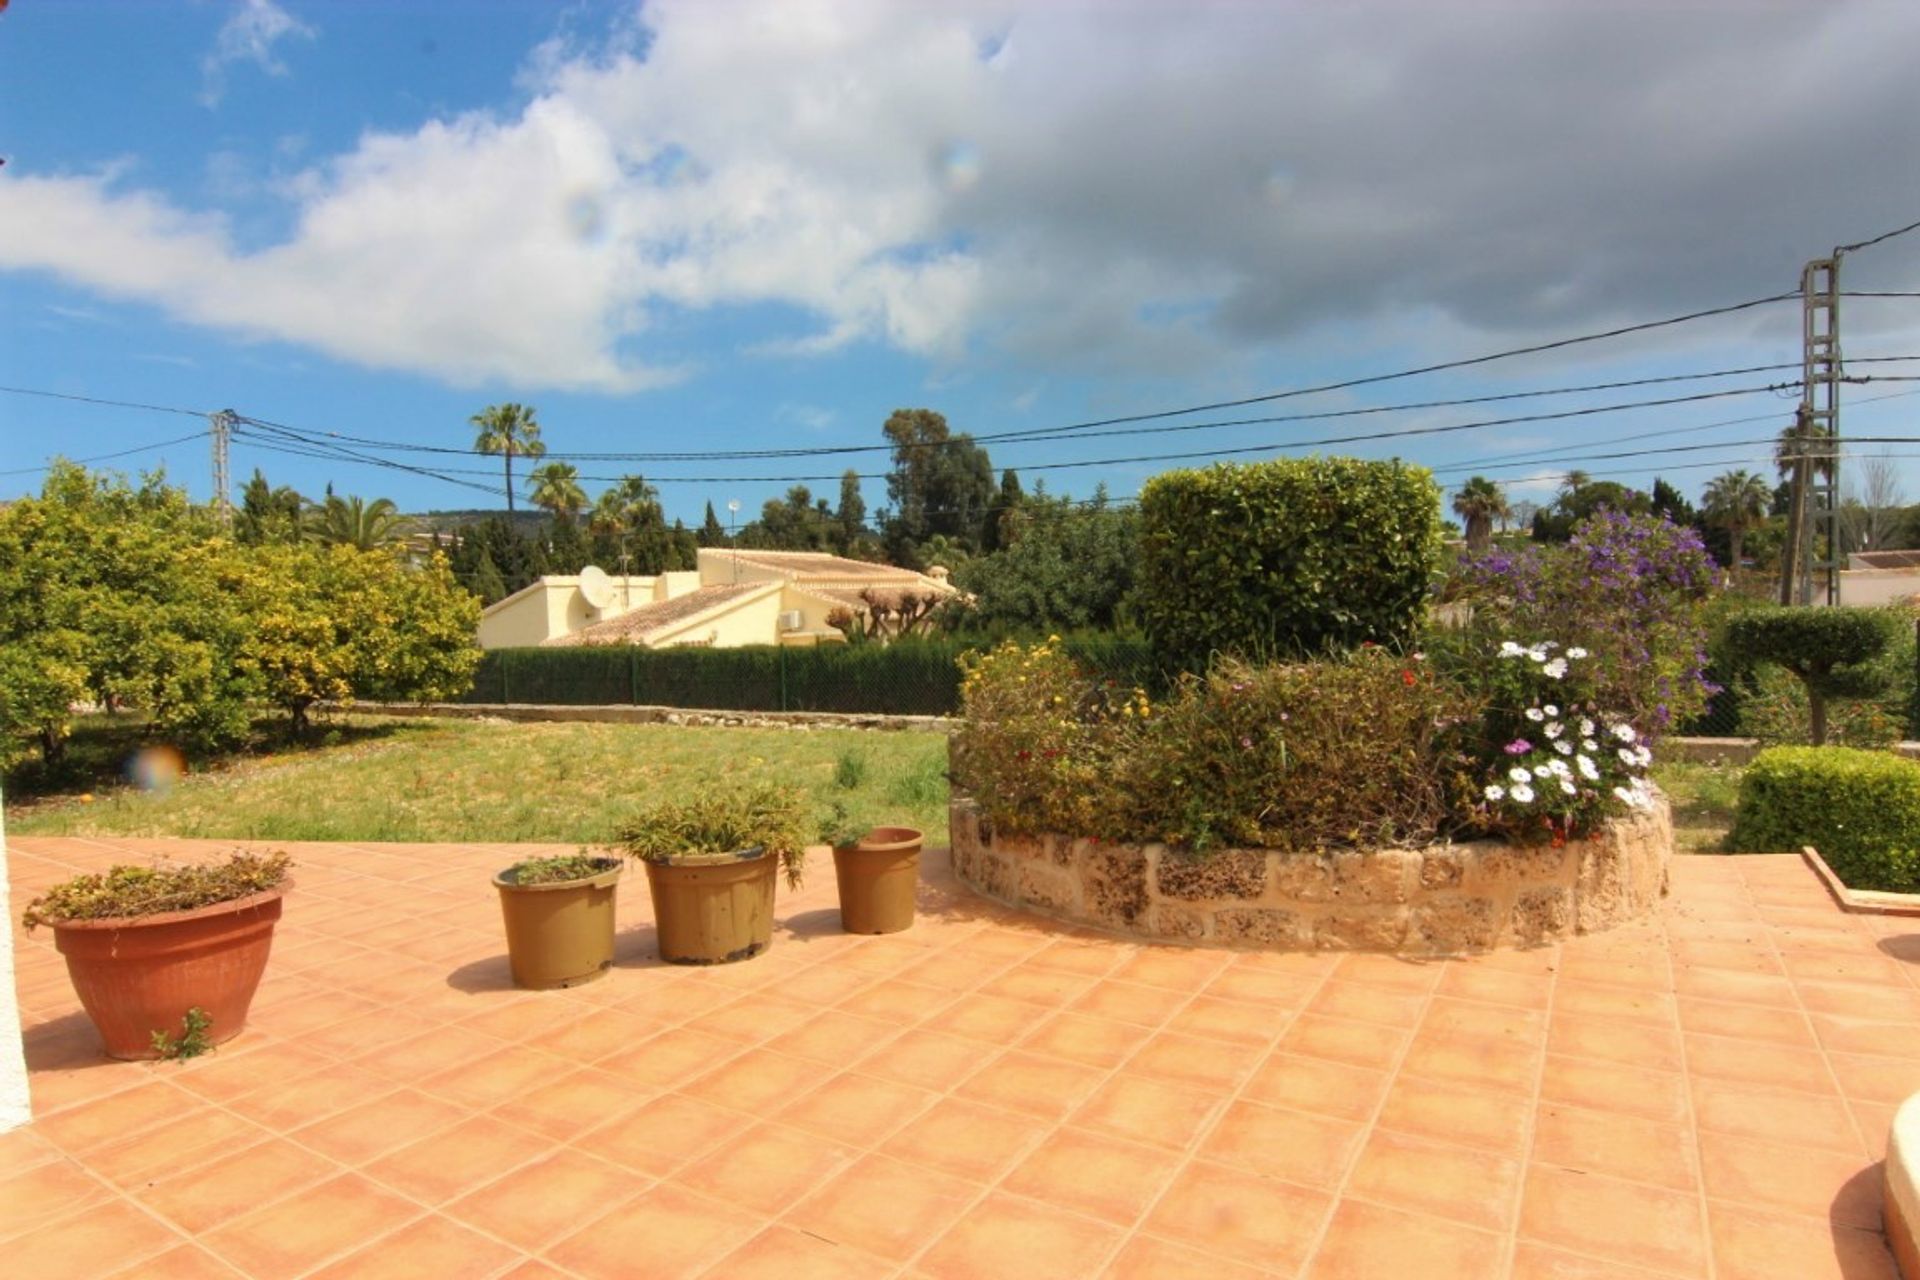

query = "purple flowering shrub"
[1456,509,1719,738]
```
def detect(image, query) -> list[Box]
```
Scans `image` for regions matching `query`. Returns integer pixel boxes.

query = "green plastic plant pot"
[493,862,622,989]
[641,846,777,964]
[833,826,923,934]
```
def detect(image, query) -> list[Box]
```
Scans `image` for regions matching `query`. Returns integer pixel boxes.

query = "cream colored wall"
[777,587,848,637]
[1839,571,1920,608]
[0,793,30,1132]
[478,583,565,649]
[653,586,786,648]
[478,575,661,649]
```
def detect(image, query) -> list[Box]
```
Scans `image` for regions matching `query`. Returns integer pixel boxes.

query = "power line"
[230,362,1816,464]
[235,382,1797,488]
[0,385,209,417]
[0,430,212,478]
[1838,217,1920,255]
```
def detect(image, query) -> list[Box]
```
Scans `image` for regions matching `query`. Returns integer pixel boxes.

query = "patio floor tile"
[1304,1197,1507,1280]
[7,836,1918,1279]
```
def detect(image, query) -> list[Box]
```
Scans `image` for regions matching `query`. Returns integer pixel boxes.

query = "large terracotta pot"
[494,861,622,989]
[641,847,776,964]
[49,884,289,1061]
[834,827,923,934]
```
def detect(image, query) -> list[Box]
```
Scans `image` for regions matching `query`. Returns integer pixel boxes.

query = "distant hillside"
[409,508,549,535]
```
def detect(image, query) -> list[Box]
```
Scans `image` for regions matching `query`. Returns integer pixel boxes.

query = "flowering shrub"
[1113,650,1475,852]
[1468,640,1653,842]
[1457,510,1719,737]
[952,636,1138,836]
[954,635,1661,853]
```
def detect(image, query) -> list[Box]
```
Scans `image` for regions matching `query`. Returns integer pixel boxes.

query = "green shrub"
[1135,457,1442,672]
[1114,649,1475,853]
[1724,607,1895,745]
[1726,746,1920,892]
[22,850,292,931]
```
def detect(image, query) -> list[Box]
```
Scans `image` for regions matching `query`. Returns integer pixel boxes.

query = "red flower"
[1401,669,1417,687]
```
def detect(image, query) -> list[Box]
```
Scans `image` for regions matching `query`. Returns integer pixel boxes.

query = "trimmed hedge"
[1136,456,1442,672]
[1726,745,1920,892]
[1723,606,1893,745]
[461,633,1160,716]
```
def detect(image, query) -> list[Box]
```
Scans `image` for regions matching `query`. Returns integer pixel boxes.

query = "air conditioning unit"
[778,609,805,632]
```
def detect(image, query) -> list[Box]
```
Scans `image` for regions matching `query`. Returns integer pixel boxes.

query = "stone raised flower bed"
[949,794,1672,953]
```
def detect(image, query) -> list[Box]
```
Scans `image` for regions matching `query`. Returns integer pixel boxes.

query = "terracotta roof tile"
[545,583,770,647]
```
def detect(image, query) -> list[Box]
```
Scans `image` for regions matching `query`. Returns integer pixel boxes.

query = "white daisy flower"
[1527,647,1548,663]
[1567,647,1589,659]
[1544,705,1560,718]
[1612,723,1636,742]
[1618,748,1638,765]
[1544,722,1563,739]
[1577,755,1600,781]
[1509,766,1532,784]
[1512,784,1535,803]
[1612,785,1635,806]
[1560,779,1577,795]
[1500,641,1526,657]
[1484,784,1505,801]
[1542,658,1569,679]
[1579,718,1595,736]
[1548,759,1571,777]
[1533,765,1553,779]
[1581,739,1599,753]
[1525,707,1545,722]
[1634,745,1653,767]
[1554,740,1574,756]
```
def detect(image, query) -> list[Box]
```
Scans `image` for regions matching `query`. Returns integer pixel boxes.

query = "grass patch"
[6,718,952,845]
[1650,759,1744,854]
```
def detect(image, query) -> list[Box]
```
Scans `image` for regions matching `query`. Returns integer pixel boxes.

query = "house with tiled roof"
[475,548,957,650]
[1839,549,1920,608]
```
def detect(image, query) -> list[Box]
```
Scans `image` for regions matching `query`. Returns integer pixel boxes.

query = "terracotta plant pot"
[494,861,622,989]
[834,826,924,935]
[641,846,777,964]
[49,885,289,1061]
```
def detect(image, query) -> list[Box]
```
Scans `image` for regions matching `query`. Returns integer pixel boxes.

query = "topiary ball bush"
[1726,745,1920,892]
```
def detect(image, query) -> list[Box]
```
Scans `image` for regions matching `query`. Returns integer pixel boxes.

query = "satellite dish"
[579,565,616,610]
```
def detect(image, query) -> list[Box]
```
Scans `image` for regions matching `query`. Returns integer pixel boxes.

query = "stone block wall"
[949,797,1673,954]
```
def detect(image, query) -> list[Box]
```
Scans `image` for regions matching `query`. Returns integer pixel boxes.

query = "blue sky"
[4,0,1920,528]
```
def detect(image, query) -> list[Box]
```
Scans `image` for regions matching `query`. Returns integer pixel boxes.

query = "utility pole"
[208,409,237,528]
[1798,257,1841,605]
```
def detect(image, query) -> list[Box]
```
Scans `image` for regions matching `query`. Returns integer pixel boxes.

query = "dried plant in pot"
[493,852,623,990]
[21,851,293,1061]
[618,782,810,965]
[821,801,923,936]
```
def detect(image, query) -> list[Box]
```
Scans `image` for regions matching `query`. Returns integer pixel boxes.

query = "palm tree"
[1451,475,1509,552]
[1700,469,1770,571]
[470,403,545,516]
[1557,470,1591,498]
[527,461,587,524]
[307,495,407,550]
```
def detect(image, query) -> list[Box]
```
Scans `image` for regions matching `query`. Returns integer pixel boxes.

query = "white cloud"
[201,0,315,107]
[4,0,1919,393]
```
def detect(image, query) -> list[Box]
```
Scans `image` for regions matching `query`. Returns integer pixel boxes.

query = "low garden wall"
[949,796,1673,953]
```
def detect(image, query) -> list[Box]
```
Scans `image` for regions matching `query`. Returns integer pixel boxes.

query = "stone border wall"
[949,797,1673,954]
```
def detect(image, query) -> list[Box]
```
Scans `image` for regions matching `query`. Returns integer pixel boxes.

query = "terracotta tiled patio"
[4,835,1917,1279]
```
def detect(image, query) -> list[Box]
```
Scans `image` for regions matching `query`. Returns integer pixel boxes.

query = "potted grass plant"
[618,781,811,965]
[493,851,623,989]
[21,851,292,1061]
[822,801,924,935]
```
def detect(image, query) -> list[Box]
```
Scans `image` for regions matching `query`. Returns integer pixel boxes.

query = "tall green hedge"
[1726,745,1920,892]
[1135,456,1442,671]
[463,633,1161,715]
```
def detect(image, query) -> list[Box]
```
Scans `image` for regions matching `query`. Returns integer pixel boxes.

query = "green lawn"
[4,714,1742,856]
[1649,759,1743,854]
[5,717,951,846]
